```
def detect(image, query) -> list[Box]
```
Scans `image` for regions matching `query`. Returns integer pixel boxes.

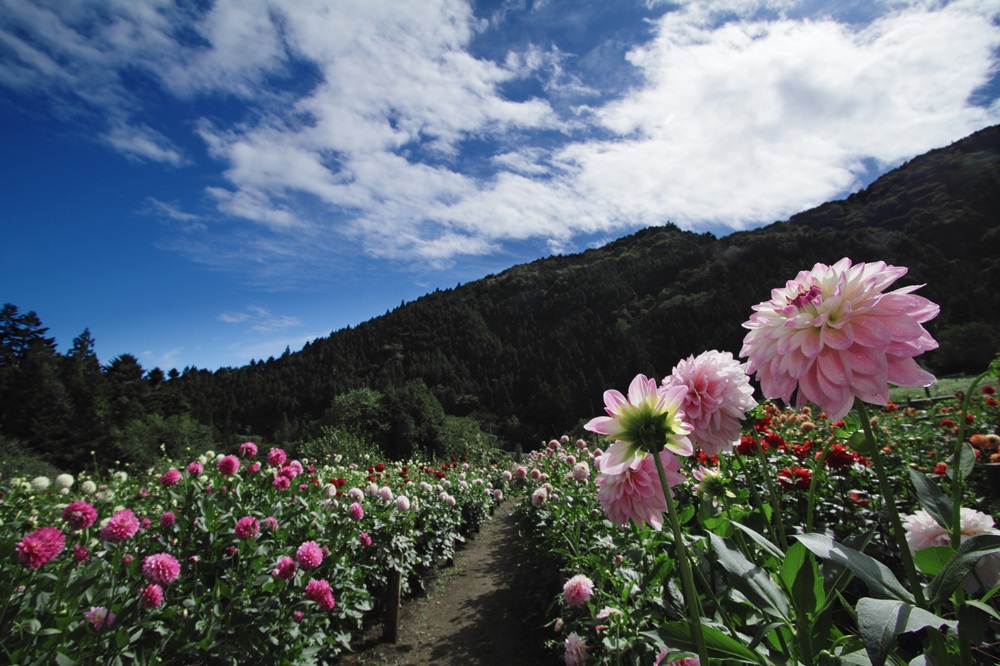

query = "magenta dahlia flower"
[217,455,240,476]
[741,258,938,422]
[267,448,287,466]
[562,574,594,606]
[239,441,258,458]
[272,555,297,579]
[296,541,324,569]
[16,526,66,568]
[585,374,693,476]
[348,502,364,520]
[187,461,203,476]
[359,532,372,547]
[662,350,757,456]
[159,511,176,528]
[62,500,98,530]
[160,468,182,486]
[595,449,685,530]
[142,553,181,585]
[141,583,164,609]
[234,516,260,540]
[304,578,335,610]
[99,509,140,542]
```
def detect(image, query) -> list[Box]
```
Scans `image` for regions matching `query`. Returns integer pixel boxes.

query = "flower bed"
[0,450,508,664]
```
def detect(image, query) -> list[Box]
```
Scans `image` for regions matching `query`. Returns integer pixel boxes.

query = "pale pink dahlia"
[595,450,685,531]
[16,526,66,568]
[99,508,140,542]
[903,507,1000,592]
[585,374,692,476]
[741,258,938,422]
[296,541,324,569]
[662,350,757,456]
[564,632,587,666]
[84,606,116,631]
[562,574,594,606]
[62,501,98,530]
[142,553,181,585]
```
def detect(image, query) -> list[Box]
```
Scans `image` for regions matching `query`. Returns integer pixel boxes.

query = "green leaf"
[655,621,765,664]
[907,469,952,530]
[795,533,913,603]
[855,597,956,666]
[55,653,74,666]
[926,533,1000,605]
[913,546,954,577]
[781,541,824,615]
[945,443,976,482]
[709,533,790,620]
[731,521,785,560]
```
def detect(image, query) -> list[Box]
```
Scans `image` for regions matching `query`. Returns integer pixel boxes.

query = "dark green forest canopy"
[3,125,999,470]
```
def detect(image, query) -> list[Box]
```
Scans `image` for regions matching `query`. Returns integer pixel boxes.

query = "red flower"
[737,436,761,456]
[790,441,812,460]
[777,466,812,491]
[822,443,859,471]
[933,462,948,476]
[983,385,997,395]
[939,419,955,428]
[848,490,870,506]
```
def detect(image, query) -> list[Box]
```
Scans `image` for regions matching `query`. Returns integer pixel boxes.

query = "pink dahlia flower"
[296,541,324,569]
[273,475,291,491]
[16,526,66,568]
[217,455,240,476]
[304,578,336,610]
[234,516,260,540]
[239,441,258,458]
[272,555,297,579]
[562,574,594,606]
[903,507,1000,592]
[571,462,590,482]
[359,532,372,547]
[141,583,164,609]
[267,448,287,466]
[595,449,686,531]
[159,511,176,528]
[85,606,116,631]
[142,553,181,585]
[741,258,938,422]
[187,461,203,476]
[160,468,182,486]
[564,632,587,666]
[349,502,364,520]
[586,374,692,476]
[100,509,140,542]
[395,495,411,512]
[62,501,98,530]
[662,350,757,456]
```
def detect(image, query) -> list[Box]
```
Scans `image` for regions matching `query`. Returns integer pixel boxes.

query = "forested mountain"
[3,124,999,472]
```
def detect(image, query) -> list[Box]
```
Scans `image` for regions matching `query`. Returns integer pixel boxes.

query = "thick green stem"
[653,451,710,665]
[855,399,927,607]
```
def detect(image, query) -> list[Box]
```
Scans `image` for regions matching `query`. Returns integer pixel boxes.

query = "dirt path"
[339,500,561,666]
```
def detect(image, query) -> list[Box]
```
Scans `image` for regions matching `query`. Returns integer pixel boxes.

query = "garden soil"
[337,499,561,665]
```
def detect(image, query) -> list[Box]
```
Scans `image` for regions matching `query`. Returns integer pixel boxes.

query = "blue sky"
[2,0,999,372]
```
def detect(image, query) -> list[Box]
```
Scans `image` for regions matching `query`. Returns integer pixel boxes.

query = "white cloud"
[219,305,303,333]
[2,0,999,278]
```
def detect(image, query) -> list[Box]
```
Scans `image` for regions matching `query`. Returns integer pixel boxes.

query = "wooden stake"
[384,568,402,643]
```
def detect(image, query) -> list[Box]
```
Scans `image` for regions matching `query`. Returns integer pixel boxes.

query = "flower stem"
[653,451,709,665]
[854,400,926,606]
[952,370,988,547]
[754,442,788,550]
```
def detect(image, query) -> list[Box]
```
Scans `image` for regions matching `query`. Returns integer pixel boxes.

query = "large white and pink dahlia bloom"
[740,258,938,422]
[595,450,686,531]
[585,374,693,476]
[903,507,1000,592]
[662,350,757,456]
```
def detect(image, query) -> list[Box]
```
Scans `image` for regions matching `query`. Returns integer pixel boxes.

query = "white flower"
[81,480,97,494]
[31,476,51,491]
[54,474,74,490]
